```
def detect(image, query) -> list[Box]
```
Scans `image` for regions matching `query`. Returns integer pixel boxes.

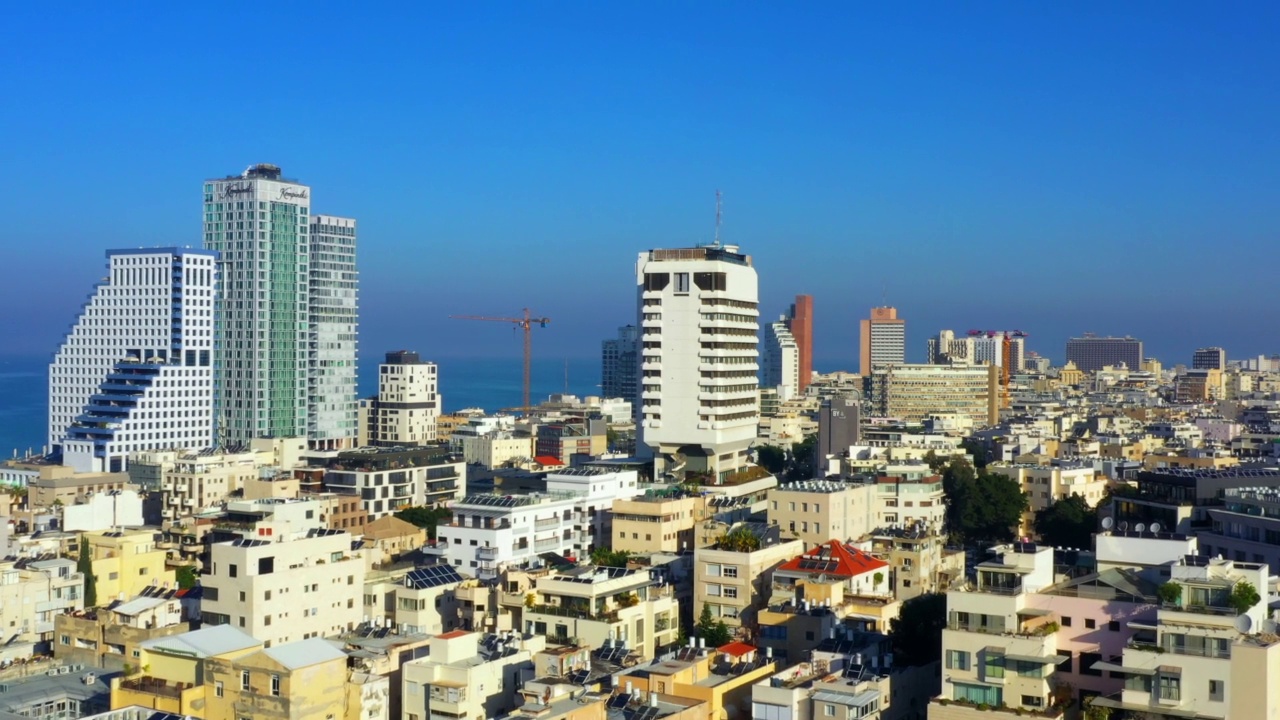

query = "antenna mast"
[714,190,722,246]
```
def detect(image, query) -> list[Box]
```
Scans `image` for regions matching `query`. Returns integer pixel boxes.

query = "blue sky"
[1,3,1278,368]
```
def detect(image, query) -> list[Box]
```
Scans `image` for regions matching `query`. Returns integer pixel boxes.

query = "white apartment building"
[362,350,440,446]
[160,446,266,523]
[402,630,544,720]
[50,248,217,473]
[762,316,800,401]
[203,164,358,449]
[325,445,465,519]
[636,245,760,481]
[201,526,363,646]
[430,468,641,577]
[523,565,679,661]
[308,214,359,448]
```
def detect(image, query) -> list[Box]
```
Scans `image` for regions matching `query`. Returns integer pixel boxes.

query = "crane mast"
[450,308,551,414]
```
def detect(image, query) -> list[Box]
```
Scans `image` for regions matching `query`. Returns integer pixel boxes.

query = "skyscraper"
[859,306,905,375]
[1065,334,1143,373]
[1192,347,1227,371]
[788,295,813,393]
[762,316,800,399]
[50,248,218,472]
[636,245,759,480]
[203,164,358,448]
[602,324,639,403]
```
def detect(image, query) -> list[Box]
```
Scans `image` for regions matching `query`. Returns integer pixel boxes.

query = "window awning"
[1005,653,1058,664]
[1090,660,1154,676]
[812,690,880,708]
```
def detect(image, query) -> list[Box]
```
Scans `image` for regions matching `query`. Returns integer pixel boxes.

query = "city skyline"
[3,4,1279,367]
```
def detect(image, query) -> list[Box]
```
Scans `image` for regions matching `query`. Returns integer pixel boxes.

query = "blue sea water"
[0,355,601,458]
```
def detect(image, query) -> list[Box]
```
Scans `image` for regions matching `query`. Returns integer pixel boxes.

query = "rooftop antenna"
[714,189,722,247]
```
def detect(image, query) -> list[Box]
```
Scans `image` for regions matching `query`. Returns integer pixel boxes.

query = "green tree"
[77,538,96,608]
[889,593,947,667]
[175,565,198,590]
[960,438,990,469]
[394,506,453,540]
[716,526,762,552]
[756,445,787,475]
[695,603,732,647]
[1033,494,1098,550]
[944,461,1027,543]
[923,450,947,473]
[789,434,818,480]
[589,547,630,568]
[1157,581,1182,606]
[1228,580,1261,614]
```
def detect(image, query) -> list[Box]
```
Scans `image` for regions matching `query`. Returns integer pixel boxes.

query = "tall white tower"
[636,245,759,481]
[761,316,799,400]
[49,248,218,472]
[203,164,358,448]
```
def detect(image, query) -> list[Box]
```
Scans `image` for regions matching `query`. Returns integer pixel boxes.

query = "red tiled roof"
[777,540,888,577]
[534,455,565,466]
[718,641,756,657]
[436,630,472,639]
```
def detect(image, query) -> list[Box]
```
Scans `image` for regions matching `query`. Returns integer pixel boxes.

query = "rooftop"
[141,625,258,659]
[261,638,347,670]
[778,541,888,577]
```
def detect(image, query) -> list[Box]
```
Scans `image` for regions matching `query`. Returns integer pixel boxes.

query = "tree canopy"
[696,603,732,647]
[77,538,96,608]
[1033,494,1097,550]
[756,445,787,475]
[943,459,1028,543]
[756,434,818,480]
[889,593,947,666]
[175,565,199,590]
[716,526,762,552]
[394,506,453,540]
[589,547,631,568]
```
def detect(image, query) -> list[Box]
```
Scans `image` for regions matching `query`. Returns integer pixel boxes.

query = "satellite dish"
[1149,522,1161,533]
[1135,523,1146,533]
[1101,517,1114,530]
[1236,614,1253,633]
[1118,522,1129,531]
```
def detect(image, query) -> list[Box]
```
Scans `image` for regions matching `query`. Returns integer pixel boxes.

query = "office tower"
[49,248,218,473]
[761,316,800,400]
[203,164,358,448]
[817,394,860,464]
[636,244,758,480]
[308,215,359,448]
[972,332,1025,371]
[865,364,1000,426]
[360,351,440,446]
[788,295,813,393]
[601,324,639,402]
[1064,334,1143,372]
[859,306,905,375]
[1192,347,1227,371]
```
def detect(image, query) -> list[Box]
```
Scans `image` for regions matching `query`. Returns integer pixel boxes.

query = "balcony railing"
[527,603,619,623]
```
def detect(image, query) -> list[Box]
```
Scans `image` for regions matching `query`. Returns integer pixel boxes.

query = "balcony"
[534,537,559,552]
[478,546,499,560]
[535,517,560,530]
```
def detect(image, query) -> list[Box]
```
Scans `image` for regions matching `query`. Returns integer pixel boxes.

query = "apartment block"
[83,529,175,605]
[865,364,999,427]
[0,557,83,647]
[55,588,189,670]
[611,489,711,554]
[990,462,1107,537]
[324,445,465,519]
[768,481,877,548]
[602,325,640,412]
[620,642,777,720]
[865,528,964,602]
[402,631,545,720]
[1064,335,1143,373]
[522,565,679,661]
[872,474,945,532]
[694,524,804,630]
[859,307,905,376]
[762,315,801,401]
[361,350,441,446]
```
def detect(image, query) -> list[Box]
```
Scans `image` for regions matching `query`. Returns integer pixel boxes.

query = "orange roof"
[777,540,888,577]
[436,630,472,639]
[534,455,565,466]
[718,641,756,657]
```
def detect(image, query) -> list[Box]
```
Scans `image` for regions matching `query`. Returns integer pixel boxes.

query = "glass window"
[945,650,970,670]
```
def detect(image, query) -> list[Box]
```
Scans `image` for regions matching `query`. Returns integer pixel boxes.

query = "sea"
[0,355,601,458]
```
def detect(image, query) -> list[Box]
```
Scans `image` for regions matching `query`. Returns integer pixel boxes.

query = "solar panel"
[405,565,465,589]
[608,694,631,709]
[569,669,590,684]
[635,706,660,720]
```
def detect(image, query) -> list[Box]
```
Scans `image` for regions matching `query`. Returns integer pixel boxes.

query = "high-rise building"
[761,316,799,400]
[1192,346,1227,370]
[859,306,905,375]
[816,394,860,466]
[636,245,759,480]
[788,295,813,393]
[359,351,441,446]
[865,363,1000,426]
[1065,334,1143,372]
[601,324,639,403]
[203,164,358,448]
[49,248,217,473]
[928,329,1024,371]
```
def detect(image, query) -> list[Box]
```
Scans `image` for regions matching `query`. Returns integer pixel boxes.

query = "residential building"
[1175,368,1225,403]
[866,527,964,601]
[49,248,217,473]
[200,527,363,646]
[1065,334,1143,372]
[636,245,760,481]
[816,396,860,468]
[611,488,711,554]
[361,350,440,447]
[774,541,891,599]
[989,462,1107,538]
[859,307,905,376]
[160,446,267,523]
[63,490,144,532]
[55,587,190,670]
[619,641,777,720]
[109,625,260,715]
[83,529,175,604]
[0,663,116,719]
[0,557,83,647]
[1192,347,1227,371]
[431,468,641,577]
[788,295,814,394]
[29,472,133,509]
[768,481,877,549]
[693,523,804,630]
[522,565,679,661]
[362,515,427,567]
[872,474,946,532]
[603,325,640,413]
[402,630,545,720]
[203,164,358,449]
[535,417,607,464]
[865,364,999,426]
[324,444,465,519]
[460,432,534,469]
[762,316,800,401]
[1201,486,1280,572]
[391,565,467,634]
[1109,466,1280,536]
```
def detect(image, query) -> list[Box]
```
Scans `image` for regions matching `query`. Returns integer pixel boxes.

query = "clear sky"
[2,3,1278,369]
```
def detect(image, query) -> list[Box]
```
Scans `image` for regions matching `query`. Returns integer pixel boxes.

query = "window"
[240,670,250,691]
[1085,618,1096,629]
[983,652,1005,679]
[1061,616,1072,627]
[215,681,224,697]
[723,587,738,599]
[1079,652,1103,677]
[1158,674,1181,701]
[1209,680,1224,702]
[229,564,238,578]
[674,273,690,293]
[1108,620,1120,632]
[1021,696,1043,708]
[945,650,970,670]
[722,566,738,578]
[271,674,280,697]
[60,635,69,646]
[258,557,275,574]
[824,705,835,716]
[953,683,1002,706]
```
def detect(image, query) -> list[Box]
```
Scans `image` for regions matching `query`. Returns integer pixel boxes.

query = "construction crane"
[450,309,551,414]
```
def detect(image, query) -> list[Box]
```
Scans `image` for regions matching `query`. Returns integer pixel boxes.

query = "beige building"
[30,472,134,509]
[768,481,876,548]
[523,565,679,661]
[362,514,427,566]
[201,527,364,646]
[693,523,804,630]
[0,557,83,649]
[865,529,964,601]
[161,447,265,522]
[865,364,999,426]
[460,433,535,469]
[872,474,946,532]
[612,490,711,554]
[620,642,777,720]
[990,462,1108,536]
[402,630,546,720]
[388,564,467,635]
[83,529,175,605]
[55,588,189,670]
